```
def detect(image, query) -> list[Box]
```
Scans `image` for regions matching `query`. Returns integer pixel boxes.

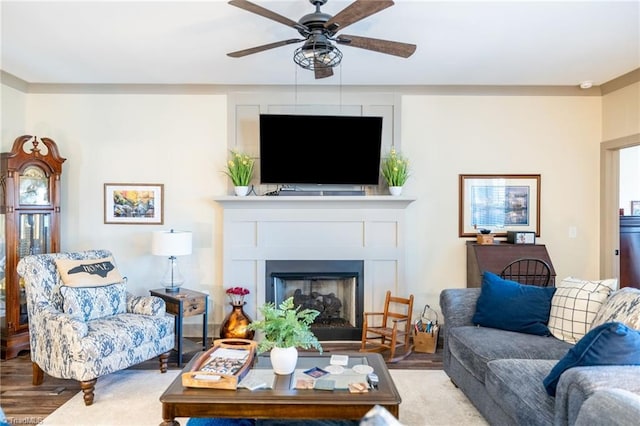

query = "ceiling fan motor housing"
[297,10,331,37]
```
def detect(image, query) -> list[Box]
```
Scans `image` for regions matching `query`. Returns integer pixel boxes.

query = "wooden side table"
[150,288,208,367]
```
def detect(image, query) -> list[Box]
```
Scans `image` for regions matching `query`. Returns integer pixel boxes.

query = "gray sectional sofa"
[440,287,640,426]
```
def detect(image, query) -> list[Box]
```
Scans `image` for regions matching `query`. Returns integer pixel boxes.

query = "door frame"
[601,133,640,279]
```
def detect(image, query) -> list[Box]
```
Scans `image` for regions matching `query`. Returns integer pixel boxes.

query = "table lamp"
[152,229,192,293]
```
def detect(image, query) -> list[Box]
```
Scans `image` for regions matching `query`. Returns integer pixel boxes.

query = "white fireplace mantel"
[213,195,415,209]
[214,195,416,323]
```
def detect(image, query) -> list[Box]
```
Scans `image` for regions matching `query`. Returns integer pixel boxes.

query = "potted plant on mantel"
[224,150,254,196]
[247,297,323,375]
[381,147,410,196]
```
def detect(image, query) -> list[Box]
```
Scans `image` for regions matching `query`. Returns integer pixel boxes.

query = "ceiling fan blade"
[336,34,416,58]
[227,39,303,58]
[228,0,307,32]
[325,0,394,33]
[314,64,334,79]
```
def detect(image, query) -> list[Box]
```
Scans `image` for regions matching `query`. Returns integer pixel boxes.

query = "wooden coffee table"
[159,351,401,426]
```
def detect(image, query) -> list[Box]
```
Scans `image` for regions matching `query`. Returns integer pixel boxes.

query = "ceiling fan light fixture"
[293,40,342,70]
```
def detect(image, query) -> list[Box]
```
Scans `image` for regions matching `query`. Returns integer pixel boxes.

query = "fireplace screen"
[265,260,364,340]
[274,274,356,327]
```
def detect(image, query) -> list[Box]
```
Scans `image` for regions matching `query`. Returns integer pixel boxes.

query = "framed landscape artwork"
[104,183,164,224]
[459,174,541,237]
[632,200,640,216]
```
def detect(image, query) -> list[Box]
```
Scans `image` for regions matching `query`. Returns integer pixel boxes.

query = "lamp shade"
[152,230,192,257]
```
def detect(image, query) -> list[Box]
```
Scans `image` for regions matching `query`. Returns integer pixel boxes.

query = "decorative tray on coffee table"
[181,338,257,390]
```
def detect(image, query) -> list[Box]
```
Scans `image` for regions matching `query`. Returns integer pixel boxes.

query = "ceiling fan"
[227,0,417,79]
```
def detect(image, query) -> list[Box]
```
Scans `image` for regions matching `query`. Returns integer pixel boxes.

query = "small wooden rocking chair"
[360,290,414,363]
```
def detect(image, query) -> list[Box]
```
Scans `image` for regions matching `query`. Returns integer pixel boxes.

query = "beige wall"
[0,83,27,151]
[8,91,229,320]
[602,80,640,212]
[602,81,640,141]
[0,83,606,328]
[401,95,601,307]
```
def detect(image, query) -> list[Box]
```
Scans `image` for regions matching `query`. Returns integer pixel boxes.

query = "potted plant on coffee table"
[247,296,323,375]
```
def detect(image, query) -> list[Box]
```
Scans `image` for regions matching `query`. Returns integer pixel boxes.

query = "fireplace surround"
[214,196,415,341]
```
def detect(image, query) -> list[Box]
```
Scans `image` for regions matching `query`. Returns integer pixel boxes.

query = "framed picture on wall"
[631,200,640,216]
[104,183,164,224]
[459,174,541,237]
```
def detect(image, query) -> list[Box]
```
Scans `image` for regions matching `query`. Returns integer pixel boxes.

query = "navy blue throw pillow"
[543,321,640,396]
[472,271,556,336]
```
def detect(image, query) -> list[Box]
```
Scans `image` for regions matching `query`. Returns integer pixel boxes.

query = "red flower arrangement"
[226,286,250,296]
[226,286,250,305]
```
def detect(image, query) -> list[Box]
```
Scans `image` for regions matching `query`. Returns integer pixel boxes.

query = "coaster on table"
[239,377,267,391]
[352,364,374,375]
[324,365,344,374]
[330,354,349,366]
[303,366,329,378]
[295,378,314,389]
[348,382,369,393]
[314,379,336,390]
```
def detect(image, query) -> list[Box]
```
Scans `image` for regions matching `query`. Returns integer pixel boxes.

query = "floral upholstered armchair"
[17,249,175,406]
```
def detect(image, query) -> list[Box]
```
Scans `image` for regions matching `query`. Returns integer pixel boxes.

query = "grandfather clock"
[1,135,65,359]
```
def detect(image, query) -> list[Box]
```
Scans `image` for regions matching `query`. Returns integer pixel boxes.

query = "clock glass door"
[17,213,51,327]
[0,213,6,330]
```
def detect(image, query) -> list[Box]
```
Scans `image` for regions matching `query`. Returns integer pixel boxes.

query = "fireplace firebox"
[265,260,364,341]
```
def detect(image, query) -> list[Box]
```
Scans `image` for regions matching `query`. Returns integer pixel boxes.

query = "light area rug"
[41,369,487,426]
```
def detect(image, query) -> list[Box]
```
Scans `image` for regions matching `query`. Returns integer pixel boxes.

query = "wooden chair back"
[500,257,552,287]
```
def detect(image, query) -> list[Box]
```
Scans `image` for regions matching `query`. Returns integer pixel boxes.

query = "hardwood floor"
[0,339,442,424]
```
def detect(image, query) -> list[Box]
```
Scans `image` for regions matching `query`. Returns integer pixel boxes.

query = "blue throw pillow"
[543,322,640,396]
[472,271,556,336]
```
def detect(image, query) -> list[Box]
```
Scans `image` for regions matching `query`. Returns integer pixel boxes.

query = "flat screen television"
[259,114,383,185]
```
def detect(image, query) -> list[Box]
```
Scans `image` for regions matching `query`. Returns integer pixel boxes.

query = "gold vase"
[220,302,254,340]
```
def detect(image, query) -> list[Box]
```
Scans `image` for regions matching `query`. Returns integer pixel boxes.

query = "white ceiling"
[1,0,639,87]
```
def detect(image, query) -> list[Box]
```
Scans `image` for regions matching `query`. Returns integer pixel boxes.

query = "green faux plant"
[224,150,255,186]
[247,297,323,354]
[381,148,410,186]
